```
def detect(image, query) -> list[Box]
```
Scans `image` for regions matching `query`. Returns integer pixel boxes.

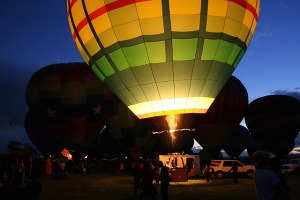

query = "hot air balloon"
[67,0,260,133]
[25,111,64,156]
[26,63,112,153]
[223,125,251,159]
[193,76,248,158]
[108,96,155,160]
[245,95,300,157]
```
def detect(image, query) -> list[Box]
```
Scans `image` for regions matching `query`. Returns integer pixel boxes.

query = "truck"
[158,154,201,181]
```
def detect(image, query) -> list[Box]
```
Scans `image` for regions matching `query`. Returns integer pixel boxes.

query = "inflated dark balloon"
[266,140,295,158]
[194,76,248,158]
[223,125,251,159]
[245,95,300,157]
[153,130,194,154]
[245,95,300,140]
[108,97,154,160]
[247,136,295,159]
[25,111,63,156]
[246,136,266,159]
[98,128,123,158]
[26,63,112,151]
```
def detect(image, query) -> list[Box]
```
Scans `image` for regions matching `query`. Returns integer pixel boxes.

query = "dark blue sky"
[0,0,299,153]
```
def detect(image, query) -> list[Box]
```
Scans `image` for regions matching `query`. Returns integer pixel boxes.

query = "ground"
[32,172,300,200]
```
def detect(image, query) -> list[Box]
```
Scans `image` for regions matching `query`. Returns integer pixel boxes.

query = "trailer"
[158,154,200,181]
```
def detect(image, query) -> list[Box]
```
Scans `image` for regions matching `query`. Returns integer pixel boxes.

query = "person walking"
[202,163,211,182]
[158,161,169,200]
[229,161,238,184]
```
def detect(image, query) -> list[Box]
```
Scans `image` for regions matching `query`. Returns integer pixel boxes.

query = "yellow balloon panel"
[67,0,260,119]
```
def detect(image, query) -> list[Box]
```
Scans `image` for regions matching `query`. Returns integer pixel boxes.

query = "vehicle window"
[211,161,221,166]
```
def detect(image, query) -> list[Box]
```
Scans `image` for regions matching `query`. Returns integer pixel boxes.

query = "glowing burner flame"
[166,114,180,143]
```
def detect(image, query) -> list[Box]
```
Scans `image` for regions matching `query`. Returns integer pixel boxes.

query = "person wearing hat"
[252,151,290,200]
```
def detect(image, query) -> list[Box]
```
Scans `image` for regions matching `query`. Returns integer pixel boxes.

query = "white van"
[210,160,255,178]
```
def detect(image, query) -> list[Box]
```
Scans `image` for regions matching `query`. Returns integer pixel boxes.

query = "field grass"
[36,172,300,200]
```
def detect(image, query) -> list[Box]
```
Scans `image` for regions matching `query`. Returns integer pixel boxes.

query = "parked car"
[280,159,300,174]
[210,160,255,178]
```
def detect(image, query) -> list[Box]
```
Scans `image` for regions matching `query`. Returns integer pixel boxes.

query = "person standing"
[252,151,290,200]
[141,161,156,200]
[210,167,216,182]
[132,161,141,195]
[158,161,169,200]
[229,161,238,184]
[202,163,211,182]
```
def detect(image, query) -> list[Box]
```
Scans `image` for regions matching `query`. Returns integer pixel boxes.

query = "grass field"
[35,172,300,200]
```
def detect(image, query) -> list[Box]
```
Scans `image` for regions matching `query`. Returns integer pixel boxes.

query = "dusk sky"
[0,0,299,154]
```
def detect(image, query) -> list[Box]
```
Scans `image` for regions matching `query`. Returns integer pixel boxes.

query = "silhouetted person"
[141,161,156,200]
[252,151,290,200]
[202,163,211,182]
[229,161,238,184]
[269,156,291,195]
[210,167,216,182]
[158,161,169,200]
[132,161,141,195]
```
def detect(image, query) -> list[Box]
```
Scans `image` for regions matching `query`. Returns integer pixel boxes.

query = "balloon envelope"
[67,0,260,130]
[245,95,300,157]
[25,111,64,156]
[245,95,300,140]
[26,63,112,151]
[223,125,250,159]
[193,76,248,158]
[108,97,154,160]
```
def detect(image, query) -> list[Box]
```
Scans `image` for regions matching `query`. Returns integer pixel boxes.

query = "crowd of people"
[0,157,42,199]
[132,158,170,200]
[1,158,25,189]
[1,152,293,200]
